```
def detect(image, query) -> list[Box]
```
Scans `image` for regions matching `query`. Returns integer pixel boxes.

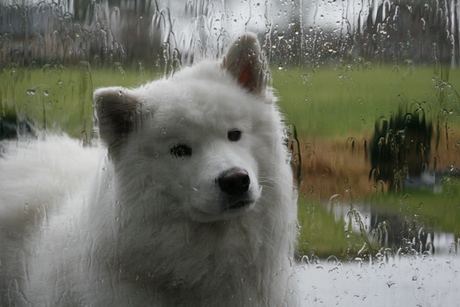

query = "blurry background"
[1,0,459,260]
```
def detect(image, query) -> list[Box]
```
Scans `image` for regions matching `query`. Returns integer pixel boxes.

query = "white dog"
[0,33,298,306]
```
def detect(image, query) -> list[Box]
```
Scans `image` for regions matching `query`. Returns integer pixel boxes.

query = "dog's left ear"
[222,33,266,95]
[94,87,139,149]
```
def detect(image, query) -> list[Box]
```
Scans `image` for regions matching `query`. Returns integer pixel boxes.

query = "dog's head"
[94,33,281,223]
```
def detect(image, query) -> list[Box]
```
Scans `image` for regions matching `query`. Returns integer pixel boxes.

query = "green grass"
[272,64,460,138]
[296,197,351,259]
[1,64,160,141]
[298,179,460,259]
[367,179,460,235]
[3,63,459,139]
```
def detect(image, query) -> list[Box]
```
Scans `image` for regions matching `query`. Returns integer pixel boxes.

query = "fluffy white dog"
[0,33,298,306]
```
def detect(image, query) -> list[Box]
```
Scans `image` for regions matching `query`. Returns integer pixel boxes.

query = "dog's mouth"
[223,199,253,211]
[189,198,256,223]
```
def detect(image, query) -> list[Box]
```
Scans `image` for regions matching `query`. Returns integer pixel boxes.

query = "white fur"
[0,33,298,306]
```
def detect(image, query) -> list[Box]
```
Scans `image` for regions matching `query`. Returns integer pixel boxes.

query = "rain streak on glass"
[1,0,460,306]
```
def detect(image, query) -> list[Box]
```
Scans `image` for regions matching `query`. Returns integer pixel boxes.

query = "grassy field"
[272,64,460,138]
[1,64,161,142]
[1,63,460,259]
[2,63,459,138]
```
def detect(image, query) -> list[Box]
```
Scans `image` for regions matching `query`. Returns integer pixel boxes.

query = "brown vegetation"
[298,127,460,201]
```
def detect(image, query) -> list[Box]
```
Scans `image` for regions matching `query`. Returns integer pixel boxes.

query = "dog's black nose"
[218,168,250,196]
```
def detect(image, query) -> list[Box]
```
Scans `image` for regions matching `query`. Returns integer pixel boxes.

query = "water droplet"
[27,89,36,95]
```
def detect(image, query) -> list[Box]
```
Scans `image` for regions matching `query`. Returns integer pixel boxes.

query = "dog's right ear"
[94,87,139,148]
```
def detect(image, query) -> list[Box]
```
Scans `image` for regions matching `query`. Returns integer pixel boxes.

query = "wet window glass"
[0,0,459,305]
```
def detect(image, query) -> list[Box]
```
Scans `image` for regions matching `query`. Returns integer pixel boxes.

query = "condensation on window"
[0,0,459,306]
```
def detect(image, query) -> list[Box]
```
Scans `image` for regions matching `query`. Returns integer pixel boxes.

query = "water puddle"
[330,203,458,256]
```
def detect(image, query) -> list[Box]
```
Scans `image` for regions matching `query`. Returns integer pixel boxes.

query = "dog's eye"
[228,129,241,142]
[170,144,192,158]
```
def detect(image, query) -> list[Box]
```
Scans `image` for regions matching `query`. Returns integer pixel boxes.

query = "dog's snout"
[217,168,250,196]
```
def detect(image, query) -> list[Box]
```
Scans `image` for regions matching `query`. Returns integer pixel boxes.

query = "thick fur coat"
[0,33,298,306]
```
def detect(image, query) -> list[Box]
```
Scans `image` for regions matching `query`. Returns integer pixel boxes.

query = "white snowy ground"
[294,256,460,306]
